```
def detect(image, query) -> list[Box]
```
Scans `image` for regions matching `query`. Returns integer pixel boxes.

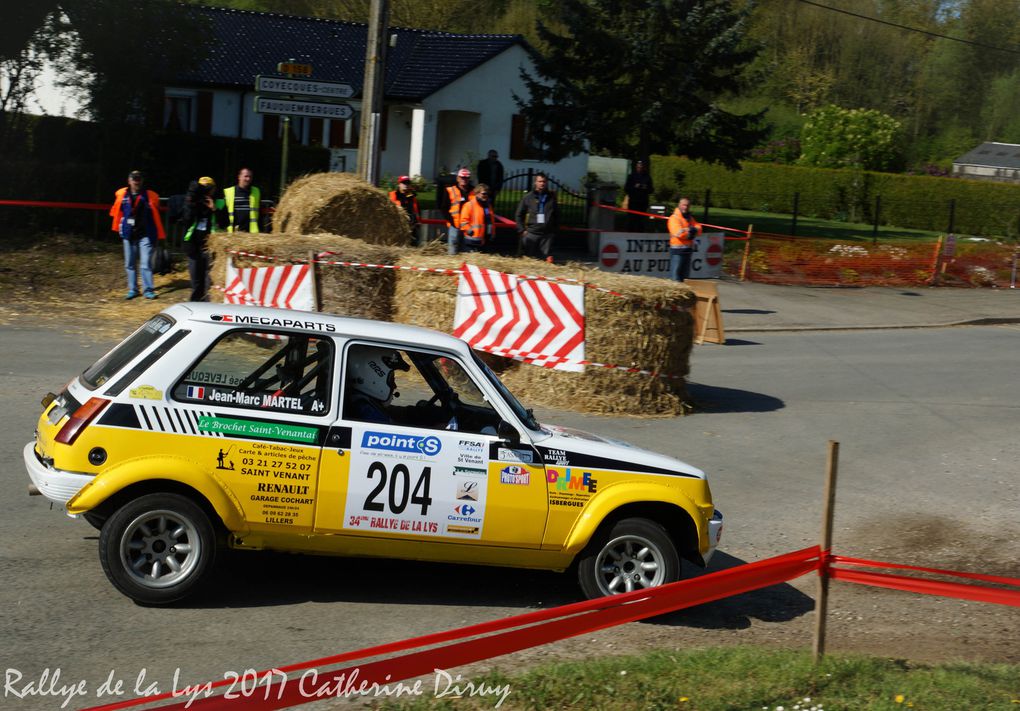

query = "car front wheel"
[99,493,218,605]
[577,517,680,599]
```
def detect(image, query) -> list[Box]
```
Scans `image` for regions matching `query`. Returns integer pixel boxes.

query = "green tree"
[517,0,766,167]
[799,105,903,171]
[0,3,62,149]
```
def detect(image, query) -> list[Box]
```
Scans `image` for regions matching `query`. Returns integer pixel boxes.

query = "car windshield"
[472,352,540,431]
[81,315,175,390]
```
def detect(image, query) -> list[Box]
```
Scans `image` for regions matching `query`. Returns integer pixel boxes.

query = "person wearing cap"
[109,170,166,300]
[182,176,227,301]
[515,172,558,260]
[222,167,261,233]
[388,175,420,240]
[438,167,474,255]
[624,159,654,232]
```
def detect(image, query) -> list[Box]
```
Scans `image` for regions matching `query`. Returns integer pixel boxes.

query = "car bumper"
[23,442,92,506]
[703,509,724,565]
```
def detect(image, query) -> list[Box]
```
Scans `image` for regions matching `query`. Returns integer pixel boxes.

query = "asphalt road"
[2,322,1018,709]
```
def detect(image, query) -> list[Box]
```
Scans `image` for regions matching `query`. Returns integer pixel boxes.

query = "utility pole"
[357,0,389,185]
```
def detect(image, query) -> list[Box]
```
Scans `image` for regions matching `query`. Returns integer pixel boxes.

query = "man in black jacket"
[514,173,557,260]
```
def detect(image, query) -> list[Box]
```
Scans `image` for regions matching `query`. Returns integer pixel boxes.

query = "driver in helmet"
[346,347,410,424]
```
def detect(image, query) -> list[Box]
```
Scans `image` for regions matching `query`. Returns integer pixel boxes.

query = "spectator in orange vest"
[388,175,420,240]
[666,196,702,282]
[458,183,495,252]
[438,167,474,255]
[110,170,166,300]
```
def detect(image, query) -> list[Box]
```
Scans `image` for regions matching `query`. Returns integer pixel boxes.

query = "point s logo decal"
[361,431,442,456]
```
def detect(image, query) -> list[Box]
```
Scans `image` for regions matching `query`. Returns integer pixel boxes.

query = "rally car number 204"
[25,303,723,604]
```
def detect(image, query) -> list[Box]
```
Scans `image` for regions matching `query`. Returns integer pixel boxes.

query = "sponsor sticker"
[187,385,206,400]
[361,431,442,456]
[456,480,480,501]
[458,439,486,454]
[197,416,318,444]
[499,465,530,486]
[454,466,486,477]
[129,385,163,400]
[446,524,480,535]
[497,447,533,463]
[543,448,570,466]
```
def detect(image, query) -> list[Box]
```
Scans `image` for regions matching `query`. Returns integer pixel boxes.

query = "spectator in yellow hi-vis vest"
[222,167,261,233]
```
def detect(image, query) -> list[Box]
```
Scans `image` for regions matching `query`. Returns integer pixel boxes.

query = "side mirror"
[497,420,520,446]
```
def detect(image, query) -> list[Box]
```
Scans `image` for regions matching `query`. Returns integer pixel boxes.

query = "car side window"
[343,344,501,435]
[173,331,332,416]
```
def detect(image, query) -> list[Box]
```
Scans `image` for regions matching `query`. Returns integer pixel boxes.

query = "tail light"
[55,397,110,445]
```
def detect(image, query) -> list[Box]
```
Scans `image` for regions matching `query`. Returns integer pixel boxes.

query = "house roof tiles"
[176,4,524,102]
[953,141,1020,170]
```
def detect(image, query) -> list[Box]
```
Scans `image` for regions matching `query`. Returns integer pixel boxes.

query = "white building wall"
[419,44,588,190]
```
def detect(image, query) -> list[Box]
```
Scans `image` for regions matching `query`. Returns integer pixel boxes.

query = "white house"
[158,5,588,188]
[952,142,1020,183]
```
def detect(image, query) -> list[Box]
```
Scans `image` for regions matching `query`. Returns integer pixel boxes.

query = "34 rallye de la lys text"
[25,303,723,604]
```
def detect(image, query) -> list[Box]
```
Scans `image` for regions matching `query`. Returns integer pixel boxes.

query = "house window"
[510,114,543,160]
[329,112,360,149]
[164,92,195,132]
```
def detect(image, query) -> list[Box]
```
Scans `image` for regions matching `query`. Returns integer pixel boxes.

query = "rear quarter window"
[172,330,333,416]
[81,315,176,390]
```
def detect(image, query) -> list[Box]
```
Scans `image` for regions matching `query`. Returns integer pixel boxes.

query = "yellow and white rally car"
[25,303,722,604]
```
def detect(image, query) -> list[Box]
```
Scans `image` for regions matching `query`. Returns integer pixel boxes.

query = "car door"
[313,342,548,548]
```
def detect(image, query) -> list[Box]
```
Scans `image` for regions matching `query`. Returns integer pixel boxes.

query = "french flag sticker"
[187,386,205,399]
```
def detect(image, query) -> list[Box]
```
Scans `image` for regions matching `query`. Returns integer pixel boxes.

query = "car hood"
[535,424,705,480]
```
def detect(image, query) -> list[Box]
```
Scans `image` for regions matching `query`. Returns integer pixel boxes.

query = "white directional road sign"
[255,96,353,120]
[256,75,354,99]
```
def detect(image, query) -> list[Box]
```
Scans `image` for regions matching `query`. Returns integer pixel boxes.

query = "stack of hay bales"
[393,254,695,416]
[272,173,411,246]
[209,171,697,416]
[207,232,401,322]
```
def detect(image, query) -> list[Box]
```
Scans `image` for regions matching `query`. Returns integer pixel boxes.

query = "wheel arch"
[565,491,706,568]
[66,459,247,534]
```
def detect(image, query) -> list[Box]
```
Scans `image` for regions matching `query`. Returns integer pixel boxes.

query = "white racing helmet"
[348,347,409,401]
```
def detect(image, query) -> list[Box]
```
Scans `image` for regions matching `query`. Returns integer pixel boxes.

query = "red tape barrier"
[594,203,751,239]
[0,198,274,214]
[83,547,823,711]
[80,547,1020,711]
[828,555,1020,607]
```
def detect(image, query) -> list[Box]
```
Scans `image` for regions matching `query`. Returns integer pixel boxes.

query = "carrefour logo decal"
[362,431,442,456]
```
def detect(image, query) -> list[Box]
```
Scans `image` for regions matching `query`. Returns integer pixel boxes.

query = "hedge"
[649,156,1020,238]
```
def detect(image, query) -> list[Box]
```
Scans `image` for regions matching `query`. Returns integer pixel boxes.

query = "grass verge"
[373,646,1020,710]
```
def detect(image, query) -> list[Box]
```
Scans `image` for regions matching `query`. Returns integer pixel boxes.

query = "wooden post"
[813,440,839,663]
[357,0,389,184]
[791,192,799,236]
[739,224,754,281]
[307,250,320,311]
[930,236,943,286]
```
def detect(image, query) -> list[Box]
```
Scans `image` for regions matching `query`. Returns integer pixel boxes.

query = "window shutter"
[510,114,527,160]
[196,91,213,135]
[308,118,324,146]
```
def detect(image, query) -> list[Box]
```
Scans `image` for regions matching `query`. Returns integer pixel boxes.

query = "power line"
[795,0,1020,56]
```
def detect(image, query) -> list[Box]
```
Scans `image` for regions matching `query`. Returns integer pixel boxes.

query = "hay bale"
[272,172,411,246]
[392,253,696,416]
[208,232,404,321]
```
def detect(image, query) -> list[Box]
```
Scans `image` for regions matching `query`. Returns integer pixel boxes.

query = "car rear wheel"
[577,517,680,599]
[99,493,218,605]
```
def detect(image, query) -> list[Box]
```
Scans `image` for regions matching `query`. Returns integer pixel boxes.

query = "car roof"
[165,303,472,355]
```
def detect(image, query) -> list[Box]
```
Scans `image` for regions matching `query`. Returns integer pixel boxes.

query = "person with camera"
[109,170,166,300]
[182,177,227,301]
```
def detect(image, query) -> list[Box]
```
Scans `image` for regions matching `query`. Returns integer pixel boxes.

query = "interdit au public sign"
[597,232,725,278]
